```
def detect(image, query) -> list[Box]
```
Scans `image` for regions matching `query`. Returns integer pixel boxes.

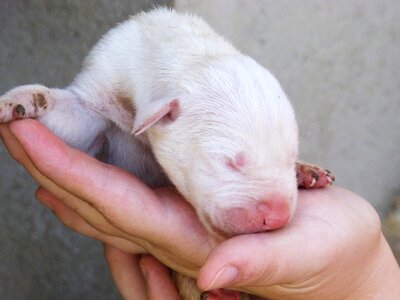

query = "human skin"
[1,119,400,299]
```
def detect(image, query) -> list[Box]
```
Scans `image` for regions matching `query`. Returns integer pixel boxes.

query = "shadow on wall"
[0,1,171,300]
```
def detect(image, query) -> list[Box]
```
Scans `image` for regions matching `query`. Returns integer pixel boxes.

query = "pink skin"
[258,198,291,230]
[226,152,247,172]
[133,99,179,135]
[215,197,291,237]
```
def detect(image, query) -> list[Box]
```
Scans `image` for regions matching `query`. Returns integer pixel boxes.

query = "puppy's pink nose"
[257,198,291,230]
[216,196,291,236]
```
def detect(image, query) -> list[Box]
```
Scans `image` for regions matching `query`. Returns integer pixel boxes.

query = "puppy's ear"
[132,98,180,135]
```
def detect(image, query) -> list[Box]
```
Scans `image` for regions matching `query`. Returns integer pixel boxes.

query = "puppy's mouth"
[201,199,292,239]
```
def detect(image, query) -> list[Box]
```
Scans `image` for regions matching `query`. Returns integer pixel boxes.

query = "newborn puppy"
[0,8,334,300]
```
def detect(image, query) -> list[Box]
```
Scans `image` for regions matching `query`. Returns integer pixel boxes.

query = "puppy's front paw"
[0,85,52,123]
[296,162,335,189]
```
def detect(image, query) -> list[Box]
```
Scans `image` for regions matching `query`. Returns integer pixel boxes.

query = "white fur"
[64,8,299,226]
[1,8,299,299]
[1,7,299,231]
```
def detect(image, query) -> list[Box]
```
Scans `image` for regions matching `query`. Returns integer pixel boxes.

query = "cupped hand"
[1,120,399,300]
[197,187,389,299]
[104,245,182,300]
[0,120,215,278]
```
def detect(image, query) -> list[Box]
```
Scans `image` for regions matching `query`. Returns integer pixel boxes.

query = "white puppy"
[0,8,334,300]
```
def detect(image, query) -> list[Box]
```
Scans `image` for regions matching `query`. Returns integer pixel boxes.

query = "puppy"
[0,8,334,300]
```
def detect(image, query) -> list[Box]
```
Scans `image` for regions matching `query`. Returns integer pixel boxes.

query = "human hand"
[1,120,399,300]
[104,244,182,300]
[104,188,400,300]
[0,120,216,278]
[197,188,400,299]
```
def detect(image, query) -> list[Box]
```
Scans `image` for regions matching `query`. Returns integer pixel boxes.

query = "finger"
[1,123,128,239]
[197,226,335,296]
[139,255,181,300]
[5,120,214,274]
[0,122,34,166]
[8,120,213,256]
[8,120,162,233]
[198,235,279,293]
[36,187,146,254]
[104,245,147,300]
[198,235,322,299]
[197,188,369,295]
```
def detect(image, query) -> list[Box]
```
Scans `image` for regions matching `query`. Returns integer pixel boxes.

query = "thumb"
[197,232,307,293]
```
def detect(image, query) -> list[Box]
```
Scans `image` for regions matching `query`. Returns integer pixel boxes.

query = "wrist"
[242,233,400,300]
[345,233,400,299]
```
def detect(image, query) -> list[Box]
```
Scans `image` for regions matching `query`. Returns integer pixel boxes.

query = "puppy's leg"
[296,162,335,189]
[0,84,108,154]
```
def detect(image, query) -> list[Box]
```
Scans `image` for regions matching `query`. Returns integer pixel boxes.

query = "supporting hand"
[1,120,399,299]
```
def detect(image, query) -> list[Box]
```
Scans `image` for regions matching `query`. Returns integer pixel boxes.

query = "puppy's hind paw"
[0,85,52,123]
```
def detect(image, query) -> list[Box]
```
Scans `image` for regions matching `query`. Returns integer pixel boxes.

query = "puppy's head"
[134,56,298,238]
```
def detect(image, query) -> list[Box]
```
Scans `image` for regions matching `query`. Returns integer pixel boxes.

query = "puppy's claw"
[296,162,335,189]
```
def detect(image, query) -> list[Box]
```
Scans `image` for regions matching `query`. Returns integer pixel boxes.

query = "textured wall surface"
[176,0,400,215]
[0,1,399,299]
[0,1,171,300]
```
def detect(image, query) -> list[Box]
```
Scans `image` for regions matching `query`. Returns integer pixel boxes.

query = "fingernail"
[139,257,149,279]
[35,190,54,211]
[140,265,148,279]
[205,265,238,290]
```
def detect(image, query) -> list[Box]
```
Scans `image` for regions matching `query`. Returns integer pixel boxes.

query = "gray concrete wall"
[176,0,400,214]
[0,1,171,300]
[0,1,399,299]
